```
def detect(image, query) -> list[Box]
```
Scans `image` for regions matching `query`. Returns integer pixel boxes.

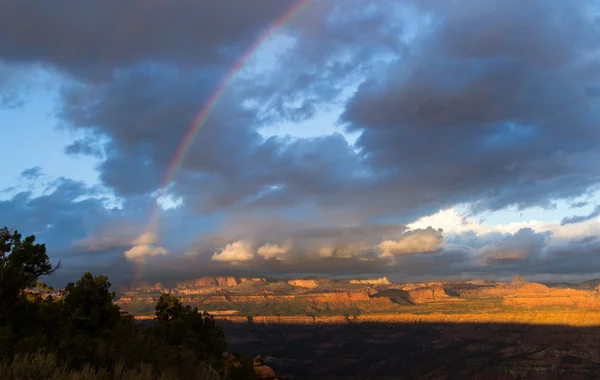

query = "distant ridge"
[350,277,390,285]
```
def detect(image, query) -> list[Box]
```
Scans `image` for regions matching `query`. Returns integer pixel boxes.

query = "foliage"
[0,226,255,380]
[0,226,57,293]
[154,293,227,366]
[155,293,185,322]
[62,272,121,331]
[0,227,59,329]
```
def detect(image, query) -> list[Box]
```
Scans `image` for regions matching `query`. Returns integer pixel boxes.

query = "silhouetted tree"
[155,292,185,322]
[155,293,227,362]
[0,227,58,304]
[0,226,60,350]
[62,272,121,331]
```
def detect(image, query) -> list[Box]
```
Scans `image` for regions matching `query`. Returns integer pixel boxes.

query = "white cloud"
[257,242,291,259]
[212,240,255,262]
[407,207,600,243]
[124,244,169,260]
[318,246,335,258]
[132,231,160,246]
[378,228,444,257]
[124,231,169,260]
[316,243,366,259]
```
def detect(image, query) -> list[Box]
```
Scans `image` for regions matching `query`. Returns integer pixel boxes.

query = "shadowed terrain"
[220,322,600,380]
[120,276,600,378]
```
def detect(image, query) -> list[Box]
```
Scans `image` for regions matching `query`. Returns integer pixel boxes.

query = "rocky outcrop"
[224,352,277,380]
[515,282,550,296]
[133,282,166,292]
[253,356,276,380]
[511,275,527,285]
[408,285,450,303]
[240,277,267,283]
[287,279,319,288]
[350,277,390,285]
[504,286,600,308]
[400,281,446,291]
[224,352,242,376]
[177,276,239,288]
[117,296,134,303]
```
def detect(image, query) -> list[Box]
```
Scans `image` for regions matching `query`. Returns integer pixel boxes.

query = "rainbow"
[130,0,313,284]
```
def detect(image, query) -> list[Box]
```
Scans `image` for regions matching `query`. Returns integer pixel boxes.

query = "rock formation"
[177,276,239,288]
[511,275,527,285]
[118,275,600,327]
[252,355,277,380]
[240,277,267,283]
[408,285,450,303]
[515,282,550,296]
[287,279,319,288]
[350,277,390,285]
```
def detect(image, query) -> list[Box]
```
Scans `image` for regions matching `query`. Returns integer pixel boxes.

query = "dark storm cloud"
[561,205,600,225]
[0,63,34,108]
[570,235,599,245]
[523,237,600,277]
[293,224,406,240]
[58,66,262,197]
[239,0,408,124]
[4,1,402,216]
[0,0,299,79]
[2,0,600,283]
[343,0,600,214]
[479,228,548,266]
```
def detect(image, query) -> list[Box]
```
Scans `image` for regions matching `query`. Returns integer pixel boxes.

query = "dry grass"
[0,353,221,380]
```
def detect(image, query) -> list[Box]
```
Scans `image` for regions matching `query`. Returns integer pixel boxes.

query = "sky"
[1,0,600,286]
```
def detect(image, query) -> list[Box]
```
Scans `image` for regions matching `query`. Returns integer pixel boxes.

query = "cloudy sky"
[2,0,600,285]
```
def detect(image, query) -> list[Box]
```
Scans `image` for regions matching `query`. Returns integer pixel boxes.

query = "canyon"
[117,275,600,326]
[118,276,600,379]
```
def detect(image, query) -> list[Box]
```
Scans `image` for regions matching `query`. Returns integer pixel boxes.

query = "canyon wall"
[211,312,600,327]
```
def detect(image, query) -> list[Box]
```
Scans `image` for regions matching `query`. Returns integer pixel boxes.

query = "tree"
[155,293,185,322]
[154,293,227,361]
[62,272,121,331]
[0,226,59,329]
[0,227,58,297]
